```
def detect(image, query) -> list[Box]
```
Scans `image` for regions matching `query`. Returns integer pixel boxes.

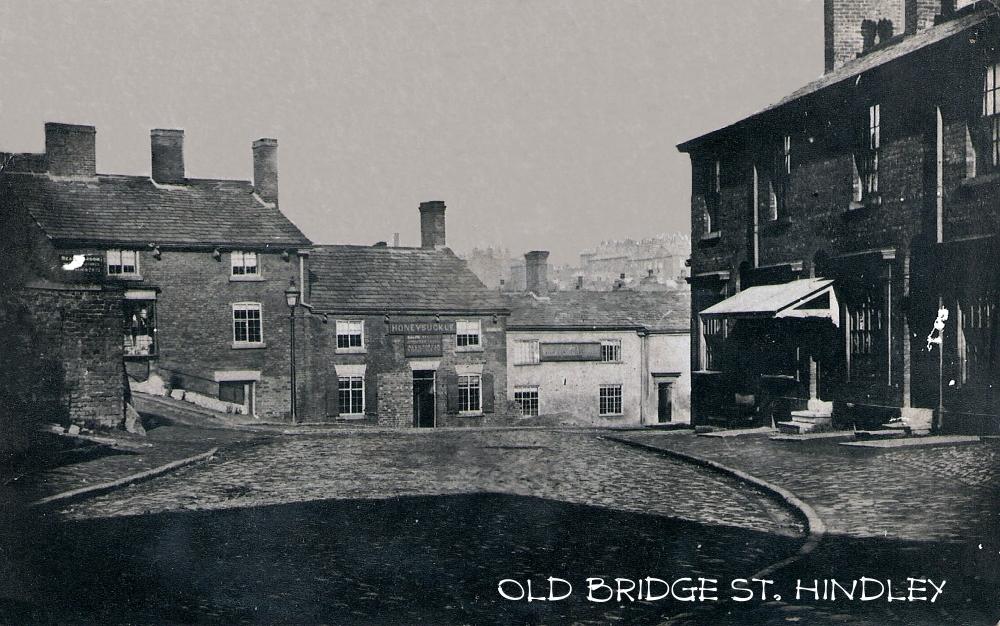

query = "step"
[777,421,824,435]
[853,429,908,440]
[770,431,856,442]
[789,410,833,422]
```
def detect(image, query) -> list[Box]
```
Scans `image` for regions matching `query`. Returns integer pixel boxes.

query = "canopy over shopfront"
[700,278,839,326]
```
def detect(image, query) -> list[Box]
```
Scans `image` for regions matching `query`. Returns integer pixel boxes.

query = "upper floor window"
[704,159,721,233]
[769,135,791,220]
[231,251,259,277]
[106,249,139,277]
[336,320,364,351]
[233,303,264,346]
[601,339,622,363]
[513,339,540,365]
[980,62,1000,173]
[456,320,482,349]
[855,103,881,203]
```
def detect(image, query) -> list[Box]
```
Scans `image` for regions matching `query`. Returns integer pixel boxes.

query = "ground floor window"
[848,294,883,381]
[338,376,365,415]
[599,384,623,416]
[514,387,539,417]
[458,375,482,413]
[702,317,726,371]
[959,292,996,385]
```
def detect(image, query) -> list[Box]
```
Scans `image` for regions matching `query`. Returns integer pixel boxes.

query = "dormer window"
[106,249,139,278]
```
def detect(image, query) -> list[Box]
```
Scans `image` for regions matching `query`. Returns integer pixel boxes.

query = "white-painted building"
[505,251,690,425]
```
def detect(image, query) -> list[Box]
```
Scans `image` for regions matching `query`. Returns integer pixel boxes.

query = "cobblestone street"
[3,429,804,625]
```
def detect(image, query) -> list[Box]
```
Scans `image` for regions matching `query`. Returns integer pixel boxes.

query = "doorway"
[657,382,673,423]
[413,370,436,428]
[219,380,255,417]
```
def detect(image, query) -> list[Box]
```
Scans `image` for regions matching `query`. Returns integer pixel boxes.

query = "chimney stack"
[45,122,96,177]
[525,251,550,296]
[253,138,279,205]
[151,129,185,183]
[393,232,400,248]
[419,201,446,248]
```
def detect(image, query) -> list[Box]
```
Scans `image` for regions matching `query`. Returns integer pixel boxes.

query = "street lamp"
[285,280,300,424]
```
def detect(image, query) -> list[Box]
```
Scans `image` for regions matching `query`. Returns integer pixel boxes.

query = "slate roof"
[0,171,310,248]
[677,8,989,151]
[507,289,690,332]
[308,245,509,313]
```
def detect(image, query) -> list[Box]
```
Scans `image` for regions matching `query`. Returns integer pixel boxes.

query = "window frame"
[337,375,366,416]
[106,249,140,278]
[514,386,540,417]
[455,319,482,351]
[600,339,622,363]
[855,103,881,204]
[599,384,623,416]
[513,339,540,365]
[457,374,483,414]
[335,319,365,353]
[847,295,883,382]
[232,302,264,347]
[230,250,261,280]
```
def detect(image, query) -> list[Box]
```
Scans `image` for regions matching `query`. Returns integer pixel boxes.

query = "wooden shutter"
[481,373,495,413]
[444,372,459,414]
[325,368,339,417]
[365,369,378,417]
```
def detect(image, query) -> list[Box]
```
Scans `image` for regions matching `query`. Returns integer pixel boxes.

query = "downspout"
[639,329,649,425]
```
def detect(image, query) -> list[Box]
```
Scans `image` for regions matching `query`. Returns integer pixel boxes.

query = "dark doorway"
[413,370,436,428]
[657,382,673,423]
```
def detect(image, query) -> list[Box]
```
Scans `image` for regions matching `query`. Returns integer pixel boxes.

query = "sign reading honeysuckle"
[387,321,457,335]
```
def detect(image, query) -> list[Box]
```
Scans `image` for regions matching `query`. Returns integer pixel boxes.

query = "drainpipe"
[639,330,649,425]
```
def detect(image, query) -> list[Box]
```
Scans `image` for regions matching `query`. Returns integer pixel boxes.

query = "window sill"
[599,413,623,418]
[843,198,878,217]
[455,346,484,353]
[958,172,1000,191]
[335,347,367,354]
[338,413,366,420]
[232,342,266,350]
[514,362,541,367]
[599,361,623,364]
[107,274,143,281]
[230,275,264,282]
[698,232,722,246]
[124,353,158,361]
[458,410,483,417]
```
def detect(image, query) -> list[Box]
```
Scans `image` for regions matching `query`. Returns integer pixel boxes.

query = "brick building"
[679,0,998,434]
[1,123,311,422]
[301,202,512,427]
[506,251,690,425]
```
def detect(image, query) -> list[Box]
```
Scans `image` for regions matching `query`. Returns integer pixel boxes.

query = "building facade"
[1,123,311,422]
[301,202,513,427]
[506,251,691,425]
[679,0,999,434]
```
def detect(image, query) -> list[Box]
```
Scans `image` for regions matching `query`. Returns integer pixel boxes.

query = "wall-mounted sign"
[388,321,456,335]
[539,341,602,362]
[404,334,444,357]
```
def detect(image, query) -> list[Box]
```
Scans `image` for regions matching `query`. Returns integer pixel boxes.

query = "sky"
[0,0,823,265]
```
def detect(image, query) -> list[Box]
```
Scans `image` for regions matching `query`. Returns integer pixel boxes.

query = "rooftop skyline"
[0,0,823,264]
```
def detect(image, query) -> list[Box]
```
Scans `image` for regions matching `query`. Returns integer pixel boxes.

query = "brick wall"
[825,0,907,72]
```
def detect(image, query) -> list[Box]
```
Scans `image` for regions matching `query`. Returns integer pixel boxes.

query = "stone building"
[506,251,690,425]
[1,122,311,422]
[679,0,998,434]
[302,202,512,427]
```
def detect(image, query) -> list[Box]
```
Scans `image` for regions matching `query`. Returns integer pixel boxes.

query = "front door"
[657,382,673,423]
[413,370,436,427]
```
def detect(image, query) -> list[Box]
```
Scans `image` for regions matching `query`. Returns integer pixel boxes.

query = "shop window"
[513,339,540,365]
[514,387,539,417]
[458,374,482,413]
[233,303,263,345]
[959,292,996,385]
[338,376,365,415]
[456,320,481,349]
[106,249,139,277]
[336,320,364,350]
[124,299,156,357]
[599,384,623,416]
[849,295,883,381]
[231,251,259,277]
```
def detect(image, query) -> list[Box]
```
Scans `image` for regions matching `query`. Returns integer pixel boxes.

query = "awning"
[700,278,839,326]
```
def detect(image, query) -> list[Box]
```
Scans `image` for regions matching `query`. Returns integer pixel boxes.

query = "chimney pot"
[45,122,96,177]
[419,200,446,248]
[253,138,279,205]
[525,250,550,296]
[151,129,185,183]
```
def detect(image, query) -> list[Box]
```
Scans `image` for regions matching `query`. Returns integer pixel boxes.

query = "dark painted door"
[657,382,673,423]
[413,371,436,428]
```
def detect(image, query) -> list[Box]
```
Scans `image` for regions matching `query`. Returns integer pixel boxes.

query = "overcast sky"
[0,0,822,264]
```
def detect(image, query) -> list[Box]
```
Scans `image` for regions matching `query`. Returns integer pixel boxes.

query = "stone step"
[777,420,827,435]
[853,429,908,440]
[789,410,833,422]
